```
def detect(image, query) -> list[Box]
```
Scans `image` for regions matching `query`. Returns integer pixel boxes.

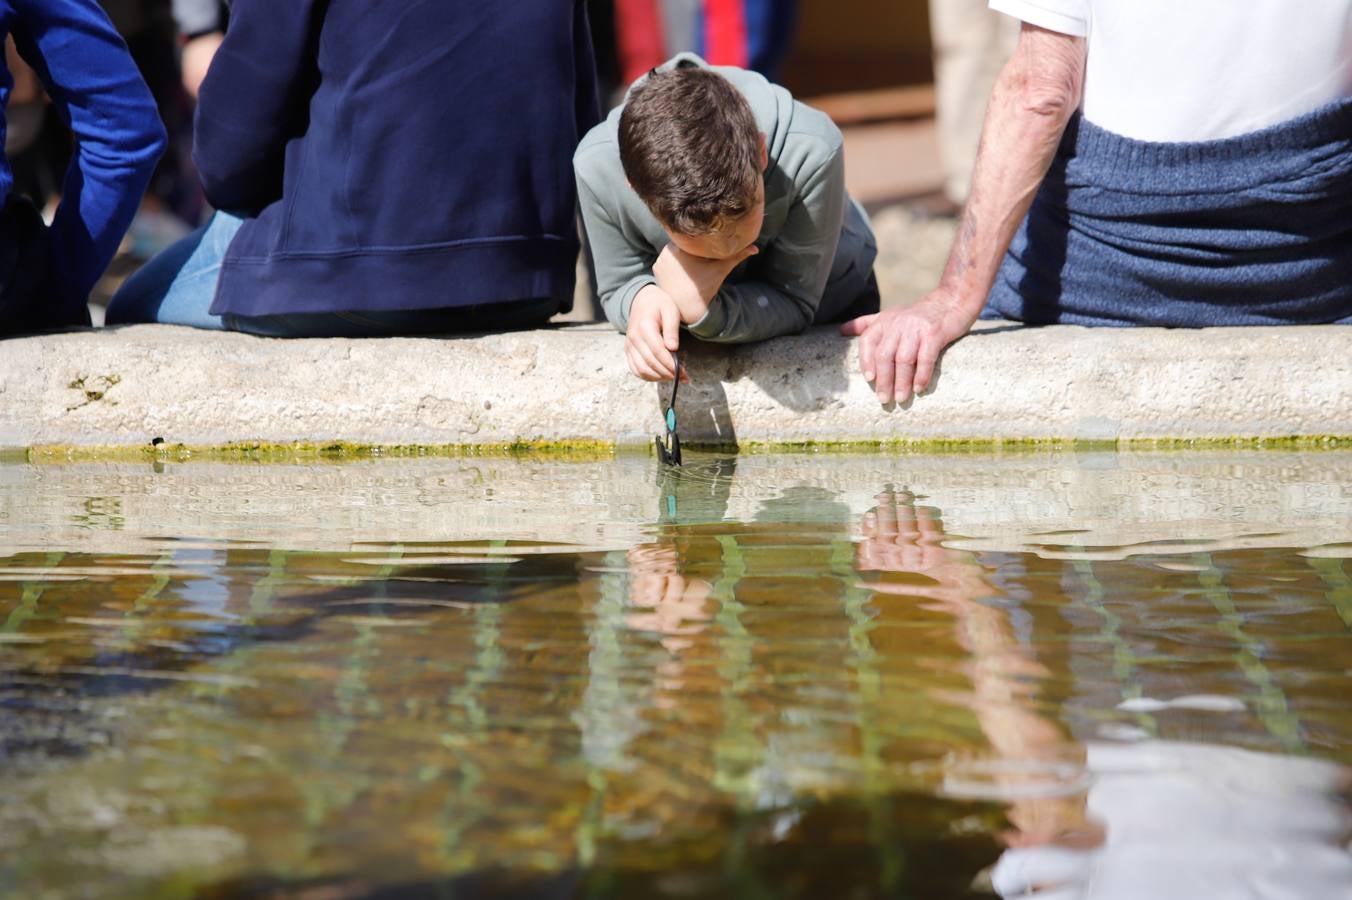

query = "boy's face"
[660,134,769,264]
[664,187,765,263]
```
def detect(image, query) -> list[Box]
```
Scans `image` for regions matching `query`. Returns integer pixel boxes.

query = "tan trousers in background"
[929,0,1019,205]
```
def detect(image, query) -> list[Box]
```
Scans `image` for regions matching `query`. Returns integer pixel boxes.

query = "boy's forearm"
[651,243,759,327]
[575,173,659,334]
[599,274,658,333]
[671,290,709,326]
[686,280,814,344]
[940,25,1086,322]
[697,145,843,343]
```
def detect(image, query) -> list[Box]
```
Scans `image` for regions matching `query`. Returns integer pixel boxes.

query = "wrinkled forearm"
[940,24,1086,322]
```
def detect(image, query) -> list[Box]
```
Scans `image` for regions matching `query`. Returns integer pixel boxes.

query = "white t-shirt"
[989,0,1352,142]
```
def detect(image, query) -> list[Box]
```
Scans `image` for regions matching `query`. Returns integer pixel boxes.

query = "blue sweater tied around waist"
[985,99,1352,327]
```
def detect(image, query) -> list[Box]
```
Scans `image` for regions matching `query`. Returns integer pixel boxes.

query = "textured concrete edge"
[3,322,1351,451]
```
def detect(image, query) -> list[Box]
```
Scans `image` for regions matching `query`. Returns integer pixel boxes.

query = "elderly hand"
[840,288,976,405]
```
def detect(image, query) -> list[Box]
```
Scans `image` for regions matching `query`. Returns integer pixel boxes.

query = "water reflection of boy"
[636,460,861,704]
[624,542,714,664]
[654,455,737,526]
[631,457,739,676]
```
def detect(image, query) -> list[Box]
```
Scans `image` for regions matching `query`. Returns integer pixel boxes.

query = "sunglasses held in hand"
[655,353,683,466]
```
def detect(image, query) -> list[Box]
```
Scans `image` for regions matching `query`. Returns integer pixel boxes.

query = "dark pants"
[0,195,89,337]
[814,196,880,325]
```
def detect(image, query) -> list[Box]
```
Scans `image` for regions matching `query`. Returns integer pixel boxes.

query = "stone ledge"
[2,322,1349,450]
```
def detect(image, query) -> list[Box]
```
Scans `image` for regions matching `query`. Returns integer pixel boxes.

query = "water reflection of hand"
[625,544,713,704]
[855,489,990,606]
[624,545,713,649]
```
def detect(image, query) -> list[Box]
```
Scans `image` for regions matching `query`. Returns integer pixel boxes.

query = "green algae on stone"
[720,437,1109,456]
[18,434,1352,464]
[25,439,618,465]
[64,374,123,412]
[1125,435,1352,452]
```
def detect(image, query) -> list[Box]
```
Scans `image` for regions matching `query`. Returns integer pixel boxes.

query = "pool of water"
[1,452,1350,898]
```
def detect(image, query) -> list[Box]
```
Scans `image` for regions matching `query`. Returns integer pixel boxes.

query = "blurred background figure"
[926,0,1016,217]
[3,37,62,237]
[4,39,43,159]
[91,1,202,231]
[611,0,799,95]
[171,0,226,99]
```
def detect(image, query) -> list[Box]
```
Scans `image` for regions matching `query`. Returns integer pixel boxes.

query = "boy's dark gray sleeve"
[575,163,657,334]
[687,142,846,344]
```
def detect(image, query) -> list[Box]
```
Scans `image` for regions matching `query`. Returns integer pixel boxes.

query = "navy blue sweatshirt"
[196,0,600,318]
[0,0,166,321]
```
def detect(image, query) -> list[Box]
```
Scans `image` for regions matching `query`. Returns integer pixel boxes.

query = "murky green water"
[1,452,1350,899]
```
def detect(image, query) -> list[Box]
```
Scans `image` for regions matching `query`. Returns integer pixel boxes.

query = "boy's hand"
[653,243,759,324]
[625,285,685,382]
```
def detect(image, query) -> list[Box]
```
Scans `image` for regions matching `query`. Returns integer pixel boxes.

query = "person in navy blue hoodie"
[0,0,165,336]
[108,0,601,337]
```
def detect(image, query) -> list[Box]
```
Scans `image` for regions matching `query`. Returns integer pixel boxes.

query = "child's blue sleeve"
[12,0,167,310]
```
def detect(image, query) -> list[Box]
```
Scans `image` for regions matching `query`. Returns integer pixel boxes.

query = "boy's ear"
[759,134,769,171]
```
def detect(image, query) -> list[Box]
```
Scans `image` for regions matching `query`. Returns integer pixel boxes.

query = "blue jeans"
[106,211,558,336]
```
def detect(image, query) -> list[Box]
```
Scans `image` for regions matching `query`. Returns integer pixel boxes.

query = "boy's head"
[619,66,768,261]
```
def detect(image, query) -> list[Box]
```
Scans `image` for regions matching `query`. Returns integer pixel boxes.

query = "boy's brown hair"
[618,66,762,236]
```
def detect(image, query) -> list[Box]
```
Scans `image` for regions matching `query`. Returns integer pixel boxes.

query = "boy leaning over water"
[574,54,879,381]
